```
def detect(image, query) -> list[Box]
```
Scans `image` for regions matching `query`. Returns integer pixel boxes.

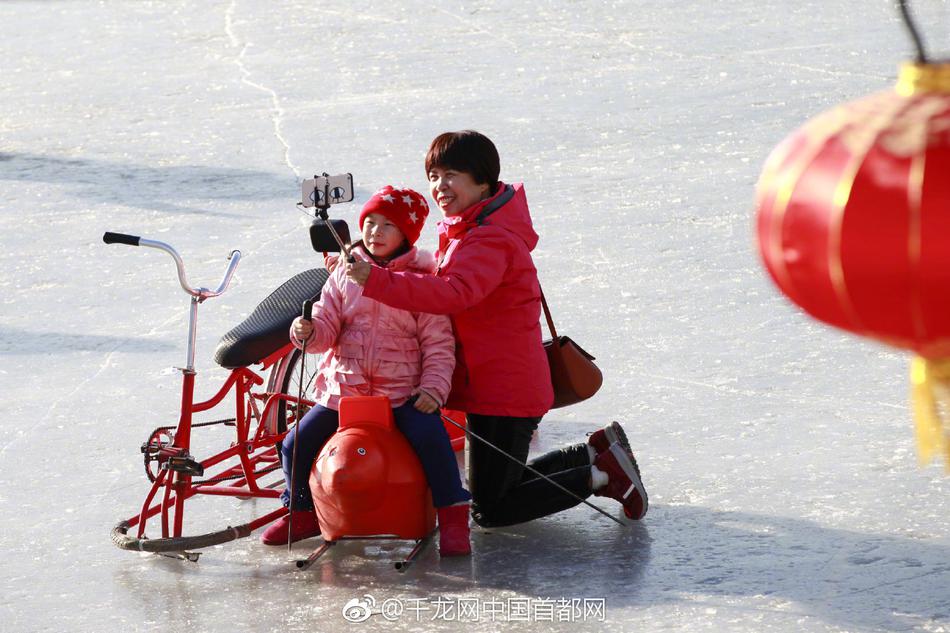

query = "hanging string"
[898,0,930,64]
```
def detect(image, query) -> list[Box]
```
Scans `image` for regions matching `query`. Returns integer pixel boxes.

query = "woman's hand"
[346,261,372,286]
[412,390,440,414]
[292,316,313,342]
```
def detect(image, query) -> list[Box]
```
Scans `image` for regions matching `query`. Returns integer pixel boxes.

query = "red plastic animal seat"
[309,396,436,541]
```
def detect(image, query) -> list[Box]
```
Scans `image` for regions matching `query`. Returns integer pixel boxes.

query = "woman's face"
[427,166,491,216]
[361,212,405,259]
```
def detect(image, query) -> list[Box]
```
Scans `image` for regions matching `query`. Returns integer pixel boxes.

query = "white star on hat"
[408,211,418,223]
[382,194,394,203]
[402,194,414,206]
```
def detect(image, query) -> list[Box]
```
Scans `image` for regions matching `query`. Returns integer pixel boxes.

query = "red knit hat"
[358,185,430,245]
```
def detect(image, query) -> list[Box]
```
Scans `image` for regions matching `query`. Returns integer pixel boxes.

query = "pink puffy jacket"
[290,244,455,411]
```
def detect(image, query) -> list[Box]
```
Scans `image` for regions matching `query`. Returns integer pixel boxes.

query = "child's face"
[361,212,406,259]
[427,166,491,216]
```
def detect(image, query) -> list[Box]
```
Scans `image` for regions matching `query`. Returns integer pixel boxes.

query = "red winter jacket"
[362,182,553,417]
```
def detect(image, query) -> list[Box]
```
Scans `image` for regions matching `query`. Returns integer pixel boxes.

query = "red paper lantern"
[755,62,950,469]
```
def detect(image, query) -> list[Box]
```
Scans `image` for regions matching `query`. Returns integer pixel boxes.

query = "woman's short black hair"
[425,130,500,187]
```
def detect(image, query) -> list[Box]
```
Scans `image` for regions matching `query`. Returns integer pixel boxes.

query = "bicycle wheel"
[264,347,320,438]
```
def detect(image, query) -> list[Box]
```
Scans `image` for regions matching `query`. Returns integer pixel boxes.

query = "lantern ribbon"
[909,356,950,471]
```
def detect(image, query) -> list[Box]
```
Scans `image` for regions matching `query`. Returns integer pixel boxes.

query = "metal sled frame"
[296,530,437,573]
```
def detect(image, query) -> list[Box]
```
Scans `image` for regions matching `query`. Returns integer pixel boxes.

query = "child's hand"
[346,261,372,286]
[323,252,340,272]
[412,391,440,414]
[292,317,314,342]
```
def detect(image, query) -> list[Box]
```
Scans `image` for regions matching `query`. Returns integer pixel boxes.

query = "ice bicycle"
[103,230,324,561]
[105,174,466,567]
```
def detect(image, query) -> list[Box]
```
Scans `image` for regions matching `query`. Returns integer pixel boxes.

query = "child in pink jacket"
[260,186,472,556]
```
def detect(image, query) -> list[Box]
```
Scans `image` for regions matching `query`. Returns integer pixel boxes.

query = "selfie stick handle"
[287,299,315,553]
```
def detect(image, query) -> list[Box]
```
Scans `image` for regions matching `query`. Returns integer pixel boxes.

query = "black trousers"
[467,413,593,527]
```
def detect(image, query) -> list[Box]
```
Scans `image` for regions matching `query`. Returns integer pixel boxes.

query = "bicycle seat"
[213,268,330,369]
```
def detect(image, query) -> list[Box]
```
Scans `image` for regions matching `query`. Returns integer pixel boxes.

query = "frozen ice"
[1,1,948,632]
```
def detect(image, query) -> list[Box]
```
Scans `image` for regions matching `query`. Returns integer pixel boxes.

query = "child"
[260,185,472,556]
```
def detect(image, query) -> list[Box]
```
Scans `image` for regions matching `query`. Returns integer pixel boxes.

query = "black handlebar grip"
[103,232,141,246]
[302,299,314,321]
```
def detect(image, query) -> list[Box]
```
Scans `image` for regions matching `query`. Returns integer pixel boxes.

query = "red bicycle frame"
[105,233,311,556]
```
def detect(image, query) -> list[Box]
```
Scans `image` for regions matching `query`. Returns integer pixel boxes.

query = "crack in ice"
[648,372,904,412]
[826,565,950,598]
[431,5,518,49]
[225,0,300,181]
[0,313,185,467]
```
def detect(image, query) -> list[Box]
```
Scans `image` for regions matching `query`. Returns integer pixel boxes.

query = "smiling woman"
[347,130,650,527]
[425,132,496,216]
[427,167,491,217]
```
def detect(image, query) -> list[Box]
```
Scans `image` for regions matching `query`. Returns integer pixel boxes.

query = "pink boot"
[260,509,321,546]
[437,504,472,557]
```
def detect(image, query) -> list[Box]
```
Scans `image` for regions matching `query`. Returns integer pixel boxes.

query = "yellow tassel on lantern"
[909,356,950,471]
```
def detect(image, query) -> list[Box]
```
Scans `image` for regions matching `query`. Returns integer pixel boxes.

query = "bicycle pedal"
[161,455,205,477]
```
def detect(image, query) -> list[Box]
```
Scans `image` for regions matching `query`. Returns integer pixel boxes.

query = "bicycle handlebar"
[103,232,141,246]
[102,231,241,300]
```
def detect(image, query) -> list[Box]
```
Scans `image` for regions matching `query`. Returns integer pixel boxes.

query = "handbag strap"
[476,184,515,226]
[539,286,558,339]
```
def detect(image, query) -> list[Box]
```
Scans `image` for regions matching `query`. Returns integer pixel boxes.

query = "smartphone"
[301,173,354,208]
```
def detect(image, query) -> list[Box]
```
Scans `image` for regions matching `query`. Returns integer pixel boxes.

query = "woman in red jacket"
[347,130,647,527]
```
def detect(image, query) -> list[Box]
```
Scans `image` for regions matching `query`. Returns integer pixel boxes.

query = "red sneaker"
[437,504,472,557]
[260,509,321,545]
[588,421,633,462]
[593,443,648,520]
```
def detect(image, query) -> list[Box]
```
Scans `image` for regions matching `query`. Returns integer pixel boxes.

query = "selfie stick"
[321,210,351,260]
[437,413,627,527]
[287,299,315,552]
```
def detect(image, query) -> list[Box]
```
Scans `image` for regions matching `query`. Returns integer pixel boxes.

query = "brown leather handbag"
[541,288,603,408]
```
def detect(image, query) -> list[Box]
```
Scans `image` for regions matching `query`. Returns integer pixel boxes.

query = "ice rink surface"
[2,1,949,631]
